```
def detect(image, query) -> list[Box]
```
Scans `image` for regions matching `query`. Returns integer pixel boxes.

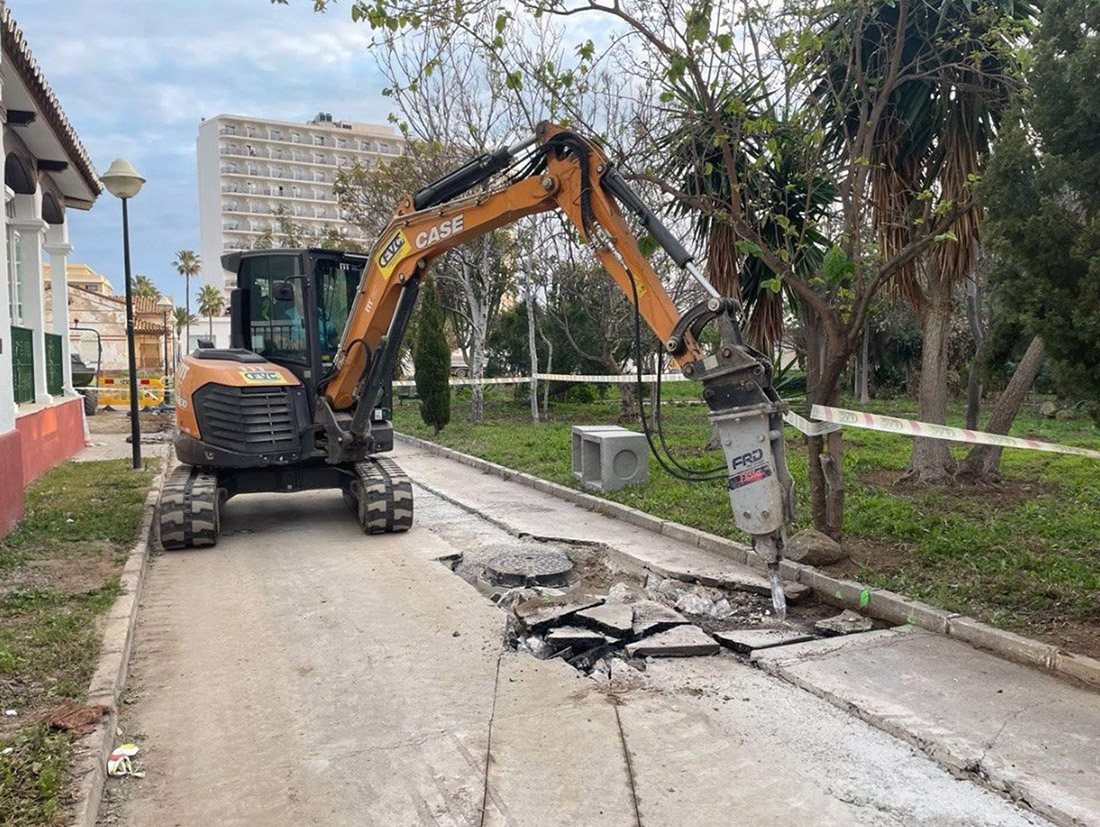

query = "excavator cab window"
[312,255,364,371]
[244,254,309,366]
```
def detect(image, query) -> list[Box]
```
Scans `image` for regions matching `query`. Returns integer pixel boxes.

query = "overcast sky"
[14,0,394,304]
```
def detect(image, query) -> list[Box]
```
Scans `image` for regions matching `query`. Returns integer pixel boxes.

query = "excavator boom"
[319,122,794,615]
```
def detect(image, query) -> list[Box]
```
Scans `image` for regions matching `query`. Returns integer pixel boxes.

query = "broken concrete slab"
[546,626,609,648]
[514,594,604,630]
[575,602,634,637]
[659,561,809,602]
[631,600,689,636]
[751,626,1100,827]
[626,625,720,658]
[714,627,815,654]
[815,609,874,636]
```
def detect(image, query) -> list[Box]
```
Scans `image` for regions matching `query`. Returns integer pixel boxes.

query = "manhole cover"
[485,548,573,587]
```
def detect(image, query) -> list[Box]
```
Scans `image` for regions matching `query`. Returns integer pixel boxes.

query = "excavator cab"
[224,249,369,393]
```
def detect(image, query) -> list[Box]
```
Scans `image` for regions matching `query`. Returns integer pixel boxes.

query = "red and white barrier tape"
[808,405,1100,459]
[392,372,691,388]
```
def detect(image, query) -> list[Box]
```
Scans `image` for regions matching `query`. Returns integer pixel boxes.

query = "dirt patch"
[858,470,1052,507]
[0,543,120,596]
[89,410,173,435]
[42,701,110,735]
[1021,616,1100,662]
[822,540,911,580]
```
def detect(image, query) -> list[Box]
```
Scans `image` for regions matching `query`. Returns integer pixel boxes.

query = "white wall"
[196,119,227,295]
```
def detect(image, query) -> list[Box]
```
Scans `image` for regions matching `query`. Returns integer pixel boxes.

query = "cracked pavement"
[101,458,1061,826]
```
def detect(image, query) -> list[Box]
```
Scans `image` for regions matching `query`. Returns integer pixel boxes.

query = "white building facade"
[196,113,404,296]
[0,3,102,536]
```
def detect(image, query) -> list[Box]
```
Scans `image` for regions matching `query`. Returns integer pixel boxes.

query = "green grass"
[0,459,155,827]
[396,387,1100,650]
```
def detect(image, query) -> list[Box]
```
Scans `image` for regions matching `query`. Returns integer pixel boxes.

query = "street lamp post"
[157,295,173,408]
[101,158,146,470]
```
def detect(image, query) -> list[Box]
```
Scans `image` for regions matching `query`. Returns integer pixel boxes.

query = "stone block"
[867,590,957,634]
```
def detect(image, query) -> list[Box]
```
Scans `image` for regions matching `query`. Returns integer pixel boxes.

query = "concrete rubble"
[815,609,875,636]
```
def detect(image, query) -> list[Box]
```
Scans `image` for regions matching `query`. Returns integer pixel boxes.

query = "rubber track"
[352,457,413,534]
[159,465,220,550]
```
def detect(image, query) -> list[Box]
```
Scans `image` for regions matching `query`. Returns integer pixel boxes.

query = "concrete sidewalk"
[393,442,1100,827]
[105,476,1045,826]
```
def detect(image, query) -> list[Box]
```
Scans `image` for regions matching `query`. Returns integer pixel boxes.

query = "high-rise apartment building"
[196,113,404,295]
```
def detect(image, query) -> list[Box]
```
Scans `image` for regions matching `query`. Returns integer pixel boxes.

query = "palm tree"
[133,274,160,299]
[197,285,226,339]
[172,306,197,337]
[812,0,1036,482]
[172,250,201,350]
[657,81,833,356]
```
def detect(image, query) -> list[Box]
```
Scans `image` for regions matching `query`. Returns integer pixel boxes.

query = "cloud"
[9,0,393,302]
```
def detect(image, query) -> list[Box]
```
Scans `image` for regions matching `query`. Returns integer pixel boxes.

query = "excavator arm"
[323,122,795,615]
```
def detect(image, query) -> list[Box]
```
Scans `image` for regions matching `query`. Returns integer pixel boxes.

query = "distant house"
[0,6,103,536]
[44,263,173,373]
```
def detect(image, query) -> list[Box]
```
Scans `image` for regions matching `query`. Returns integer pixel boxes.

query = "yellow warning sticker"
[376,229,409,280]
[239,369,289,385]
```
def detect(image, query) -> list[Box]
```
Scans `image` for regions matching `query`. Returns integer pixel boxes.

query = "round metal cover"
[485,548,573,587]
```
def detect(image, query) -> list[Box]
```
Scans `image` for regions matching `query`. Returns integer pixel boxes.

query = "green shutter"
[11,326,33,404]
[45,333,63,396]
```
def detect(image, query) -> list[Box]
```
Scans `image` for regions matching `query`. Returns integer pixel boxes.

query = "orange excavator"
[161,122,795,612]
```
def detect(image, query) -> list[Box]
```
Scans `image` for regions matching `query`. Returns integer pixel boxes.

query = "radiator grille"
[194,384,301,454]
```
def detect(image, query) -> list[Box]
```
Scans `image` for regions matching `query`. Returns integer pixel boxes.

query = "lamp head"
[101,158,146,199]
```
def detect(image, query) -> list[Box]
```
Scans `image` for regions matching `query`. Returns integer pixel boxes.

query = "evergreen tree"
[415,277,451,435]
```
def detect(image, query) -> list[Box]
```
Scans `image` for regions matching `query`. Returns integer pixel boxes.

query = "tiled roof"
[1,6,101,197]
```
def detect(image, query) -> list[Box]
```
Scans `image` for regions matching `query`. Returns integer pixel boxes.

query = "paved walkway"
[100,448,1058,826]
[394,442,1100,827]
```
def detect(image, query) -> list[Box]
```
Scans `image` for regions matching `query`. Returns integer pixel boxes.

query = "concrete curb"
[396,432,1100,691]
[69,448,171,827]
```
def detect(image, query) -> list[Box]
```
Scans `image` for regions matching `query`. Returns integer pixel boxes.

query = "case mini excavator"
[162,122,796,613]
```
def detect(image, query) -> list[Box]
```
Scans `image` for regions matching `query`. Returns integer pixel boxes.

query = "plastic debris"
[3,709,16,717]
[107,743,144,778]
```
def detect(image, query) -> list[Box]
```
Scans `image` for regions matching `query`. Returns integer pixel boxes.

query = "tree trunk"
[965,274,985,429]
[859,321,870,404]
[905,292,956,483]
[957,336,1045,483]
[539,329,552,417]
[524,273,539,423]
[801,304,846,539]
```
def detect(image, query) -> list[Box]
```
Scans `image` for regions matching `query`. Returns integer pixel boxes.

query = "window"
[336,138,348,149]
[314,257,364,361]
[293,204,305,216]
[247,163,259,176]
[225,199,239,211]
[291,186,302,198]
[270,129,282,141]
[247,145,256,157]
[358,140,372,152]
[243,255,308,365]
[291,132,301,144]
[245,126,257,137]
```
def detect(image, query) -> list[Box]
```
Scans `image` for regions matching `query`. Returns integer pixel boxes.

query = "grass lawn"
[395,384,1100,657]
[0,459,154,826]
